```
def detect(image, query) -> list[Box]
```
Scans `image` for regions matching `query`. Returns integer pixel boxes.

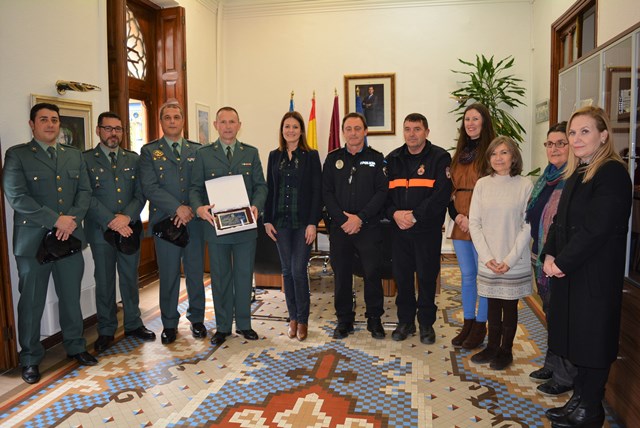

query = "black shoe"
[546,394,581,422]
[367,317,385,339]
[125,326,156,341]
[161,328,177,344]
[332,322,354,339]
[529,367,553,383]
[21,365,40,384]
[419,324,436,344]
[391,323,416,341]
[211,331,231,346]
[537,380,573,397]
[191,322,207,339]
[68,351,98,366]
[236,329,259,340]
[94,335,114,352]
[551,403,604,428]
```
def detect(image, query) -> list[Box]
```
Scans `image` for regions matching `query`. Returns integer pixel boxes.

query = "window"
[126,6,147,80]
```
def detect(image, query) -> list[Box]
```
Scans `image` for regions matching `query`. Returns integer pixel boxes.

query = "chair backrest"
[254,218,282,274]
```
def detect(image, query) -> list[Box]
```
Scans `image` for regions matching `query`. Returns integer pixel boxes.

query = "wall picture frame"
[605,67,639,133]
[196,103,210,145]
[31,94,93,150]
[344,73,396,135]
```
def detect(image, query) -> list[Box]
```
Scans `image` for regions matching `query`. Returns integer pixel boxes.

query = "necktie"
[172,142,181,160]
[226,146,232,162]
[109,151,117,169]
[47,146,56,164]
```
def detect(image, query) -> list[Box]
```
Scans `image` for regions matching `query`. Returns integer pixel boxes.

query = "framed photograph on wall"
[196,103,210,145]
[344,73,396,135]
[31,94,93,150]
[605,67,639,133]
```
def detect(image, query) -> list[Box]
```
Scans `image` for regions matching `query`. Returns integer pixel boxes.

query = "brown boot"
[470,323,501,364]
[288,320,298,339]
[451,318,474,347]
[462,321,487,349]
[297,323,308,341]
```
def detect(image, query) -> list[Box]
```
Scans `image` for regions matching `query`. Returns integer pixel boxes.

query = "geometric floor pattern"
[0,262,622,427]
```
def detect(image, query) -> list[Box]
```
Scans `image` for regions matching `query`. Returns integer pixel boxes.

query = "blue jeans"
[453,239,487,322]
[275,227,312,324]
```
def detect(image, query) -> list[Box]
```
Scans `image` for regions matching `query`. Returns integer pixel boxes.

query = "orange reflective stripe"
[388,178,435,189]
[408,178,435,188]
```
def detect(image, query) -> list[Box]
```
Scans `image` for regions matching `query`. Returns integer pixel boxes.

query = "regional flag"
[289,91,295,112]
[308,94,318,150]
[328,93,341,152]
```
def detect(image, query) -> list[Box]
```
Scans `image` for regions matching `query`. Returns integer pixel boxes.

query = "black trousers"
[573,364,611,406]
[392,229,441,326]
[330,226,384,323]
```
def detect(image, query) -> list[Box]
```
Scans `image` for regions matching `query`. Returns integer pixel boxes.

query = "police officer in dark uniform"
[385,113,452,344]
[322,112,388,339]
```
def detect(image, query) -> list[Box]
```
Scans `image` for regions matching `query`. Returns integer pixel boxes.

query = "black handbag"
[103,221,143,255]
[152,217,190,248]
[36,228,82,264]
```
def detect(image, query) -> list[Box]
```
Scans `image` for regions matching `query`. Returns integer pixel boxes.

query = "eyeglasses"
[99,125,124,133]
[543,141,568,148]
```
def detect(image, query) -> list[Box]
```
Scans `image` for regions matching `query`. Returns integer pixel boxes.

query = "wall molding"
[221,0,528,19]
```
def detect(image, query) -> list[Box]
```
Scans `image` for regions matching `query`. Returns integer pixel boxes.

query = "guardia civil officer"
[84,112,155,353]
[322,112,388,340]
[139,101,206,345]
[3,103,98,384]
[385,113,452,344]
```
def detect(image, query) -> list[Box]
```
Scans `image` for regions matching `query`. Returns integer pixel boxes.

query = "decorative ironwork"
[126,6,147,80]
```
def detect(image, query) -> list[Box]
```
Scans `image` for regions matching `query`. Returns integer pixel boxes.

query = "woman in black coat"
[264,111,322,341]
[542,106,632,428]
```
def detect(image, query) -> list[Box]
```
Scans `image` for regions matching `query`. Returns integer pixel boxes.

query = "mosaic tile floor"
[0,263,622,427]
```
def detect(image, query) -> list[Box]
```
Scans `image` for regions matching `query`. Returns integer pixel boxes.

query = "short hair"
[159,101,184,118]
[565,106,624,182]
[403,113,429,129]
[341,112,367,130]
[278,111,310,152]
[216,106,240,121]
[547,121,567,136]
[97,111,122,126]
[484,136,523,177]
[30,103,59,122]
[451,103,495,171]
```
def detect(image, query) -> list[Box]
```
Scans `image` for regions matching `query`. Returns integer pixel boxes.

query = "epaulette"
[60,143,80,151]
[121,147,138,154]
[185,139,201,146]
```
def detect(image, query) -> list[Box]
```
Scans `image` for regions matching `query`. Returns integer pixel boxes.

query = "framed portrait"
[196,103,210,145]
[344,73,396,135]
[605,67,639,132]
[31,94,93,150]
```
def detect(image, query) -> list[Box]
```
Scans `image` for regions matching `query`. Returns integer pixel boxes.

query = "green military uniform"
[189,140,267,333]
[3,140,91,366]
[83,146,145,336]
[139,137,205,329]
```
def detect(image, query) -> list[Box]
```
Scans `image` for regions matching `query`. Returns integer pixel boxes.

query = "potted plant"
[450,54,527,145]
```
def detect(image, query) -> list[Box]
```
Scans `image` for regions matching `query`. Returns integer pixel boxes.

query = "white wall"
[219,1,533,169]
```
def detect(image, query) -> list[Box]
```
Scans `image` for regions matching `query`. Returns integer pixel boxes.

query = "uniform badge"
[446,167,451,179]
[336,159,344,170]
[153,150,164,158]
[417,165,425,176]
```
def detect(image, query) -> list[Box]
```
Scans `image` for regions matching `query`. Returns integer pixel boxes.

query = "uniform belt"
[389,178,435,189]
[456,188,473,192]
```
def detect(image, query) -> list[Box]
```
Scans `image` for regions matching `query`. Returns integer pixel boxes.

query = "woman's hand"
[543,255,565,278]
[305,225,317,245]
[264,223,277,242]
[495,262,510,274]
[486,259,503,274]
[456,214,469,233]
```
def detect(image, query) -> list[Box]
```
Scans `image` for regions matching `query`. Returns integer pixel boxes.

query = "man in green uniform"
[84,112,155,353]
[190,106,267,346]
[3,103,98,384]
[139,101,206,345]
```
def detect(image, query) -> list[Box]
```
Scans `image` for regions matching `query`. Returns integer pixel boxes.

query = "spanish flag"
[307,93,318,150]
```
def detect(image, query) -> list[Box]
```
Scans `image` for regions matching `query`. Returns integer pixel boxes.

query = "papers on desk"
[205,174,256,236]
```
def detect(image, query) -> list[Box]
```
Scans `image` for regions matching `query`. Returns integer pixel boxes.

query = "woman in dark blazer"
[542,106,632,428]
[264,111,322,341]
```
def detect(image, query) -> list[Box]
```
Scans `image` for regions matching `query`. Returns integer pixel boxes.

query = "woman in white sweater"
[468,136,533,370]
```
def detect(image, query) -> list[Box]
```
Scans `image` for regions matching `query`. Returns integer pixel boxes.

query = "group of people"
[3,99,633,428]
